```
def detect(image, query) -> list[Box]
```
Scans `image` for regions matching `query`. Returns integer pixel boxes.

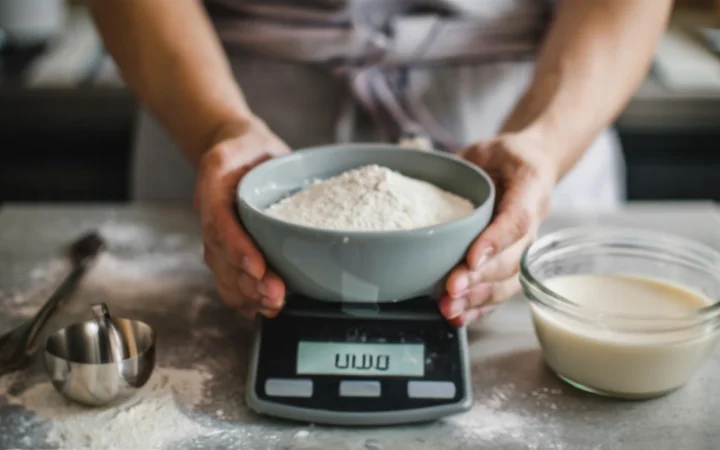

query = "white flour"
[80,252,209,305]
[445,383,539,447]
[0,219,206,315]
[3,247,210,320]
[265,165,475,231]
[445,403,530,442]
[0,366,215,449]
[0,258,68,309]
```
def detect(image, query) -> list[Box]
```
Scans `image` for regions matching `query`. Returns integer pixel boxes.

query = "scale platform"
[246,295,472,426]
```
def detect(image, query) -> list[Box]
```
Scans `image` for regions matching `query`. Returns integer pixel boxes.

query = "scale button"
[265,378,313,398]
[407,381,456,399]
[339,380,381,398]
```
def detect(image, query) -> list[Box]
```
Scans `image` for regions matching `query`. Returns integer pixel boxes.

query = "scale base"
[245,295,473,426]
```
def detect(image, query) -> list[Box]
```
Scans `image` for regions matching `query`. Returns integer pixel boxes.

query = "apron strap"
[210,2,552,150]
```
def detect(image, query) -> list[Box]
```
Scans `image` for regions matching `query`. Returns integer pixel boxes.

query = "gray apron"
[131,0,625,211]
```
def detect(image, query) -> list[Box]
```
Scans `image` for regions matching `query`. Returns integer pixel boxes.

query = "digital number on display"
[296,342,425,377]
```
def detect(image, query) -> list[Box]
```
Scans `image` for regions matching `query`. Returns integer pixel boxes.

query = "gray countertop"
[0,203,719,450]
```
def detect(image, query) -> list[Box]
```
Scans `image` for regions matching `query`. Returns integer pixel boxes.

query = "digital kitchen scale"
[246,295,472,426]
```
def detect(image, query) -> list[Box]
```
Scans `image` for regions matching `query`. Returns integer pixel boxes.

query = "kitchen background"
[1,0,719,204]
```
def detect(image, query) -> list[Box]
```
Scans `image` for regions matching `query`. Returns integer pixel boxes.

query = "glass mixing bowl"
[519,226,720,399]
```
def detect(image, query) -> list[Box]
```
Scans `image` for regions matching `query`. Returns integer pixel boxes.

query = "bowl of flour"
[236,143,494,303]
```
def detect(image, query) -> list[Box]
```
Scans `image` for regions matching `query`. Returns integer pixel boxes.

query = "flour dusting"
[264,164,475,231]
[1,219,208,320]
[0,366,215,449]
[0,258,68,311]
[2,252,211,322]
[444,382,533,444]
[445,403,529,440]
[80,252,208,303]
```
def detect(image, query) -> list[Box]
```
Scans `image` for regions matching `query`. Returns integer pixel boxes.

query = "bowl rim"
[44,317,156,365]
[519,225,720,326]
[236,143,496,238]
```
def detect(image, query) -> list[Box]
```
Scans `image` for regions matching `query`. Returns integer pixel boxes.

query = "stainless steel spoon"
[0,231,106,376]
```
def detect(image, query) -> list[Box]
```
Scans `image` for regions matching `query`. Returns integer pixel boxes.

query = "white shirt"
[131,0,625,211]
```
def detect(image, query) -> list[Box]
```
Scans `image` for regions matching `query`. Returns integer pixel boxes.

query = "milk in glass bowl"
[520,227,720,399]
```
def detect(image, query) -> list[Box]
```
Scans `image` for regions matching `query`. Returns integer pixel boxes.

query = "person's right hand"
[194,118,291,319]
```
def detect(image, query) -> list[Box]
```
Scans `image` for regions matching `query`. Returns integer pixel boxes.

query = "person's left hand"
[439,131,558,327]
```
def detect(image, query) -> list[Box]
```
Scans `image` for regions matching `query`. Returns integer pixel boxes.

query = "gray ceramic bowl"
[236,144,495,303]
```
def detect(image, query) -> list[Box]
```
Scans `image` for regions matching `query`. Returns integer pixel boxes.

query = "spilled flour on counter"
[442,382,530,444]
[445,403,530,442]
[1,366,214,449]
[3,251,211,320]
[80,252,209,303]
[0,258,69,309]
[264,164,475,231]
[1,219,209,320]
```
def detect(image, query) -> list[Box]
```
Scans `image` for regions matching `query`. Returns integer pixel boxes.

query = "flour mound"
[264,164,475,231]
[1,367,214,449]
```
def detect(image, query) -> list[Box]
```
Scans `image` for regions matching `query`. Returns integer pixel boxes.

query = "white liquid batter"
[531,274,719,398]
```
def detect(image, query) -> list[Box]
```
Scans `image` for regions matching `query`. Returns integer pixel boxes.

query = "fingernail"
[448,297,468,318]
[453,275,470,295]
[260,308,280,318]
[262,296,283,309]
[472,246,493,270]
[243,256,260,279]
[243,256,254,275]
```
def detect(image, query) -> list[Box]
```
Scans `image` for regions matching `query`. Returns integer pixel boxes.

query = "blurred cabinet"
[618,128,720,201]
[0,88,135,202]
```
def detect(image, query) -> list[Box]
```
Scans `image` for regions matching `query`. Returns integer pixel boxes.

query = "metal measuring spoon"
[0,231,106,376]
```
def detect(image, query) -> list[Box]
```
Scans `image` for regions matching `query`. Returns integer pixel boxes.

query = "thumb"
[466,186,536,270]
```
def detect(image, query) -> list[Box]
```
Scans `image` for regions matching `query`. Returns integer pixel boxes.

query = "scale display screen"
[296,341,425,376]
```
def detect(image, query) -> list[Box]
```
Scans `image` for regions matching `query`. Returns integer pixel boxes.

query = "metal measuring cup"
[43,303,156,406]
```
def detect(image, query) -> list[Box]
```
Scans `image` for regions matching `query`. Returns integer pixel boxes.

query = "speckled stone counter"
[1,203,719,450]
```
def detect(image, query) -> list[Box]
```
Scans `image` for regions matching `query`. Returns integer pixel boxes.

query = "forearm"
[87,0,255,165]
[502,0,672,180]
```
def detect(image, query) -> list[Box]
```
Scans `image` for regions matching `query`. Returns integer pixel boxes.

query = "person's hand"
[439,132,558,327]
[194,118,291,319]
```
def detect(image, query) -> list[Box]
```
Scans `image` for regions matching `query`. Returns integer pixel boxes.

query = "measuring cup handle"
[91,303,126,363]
